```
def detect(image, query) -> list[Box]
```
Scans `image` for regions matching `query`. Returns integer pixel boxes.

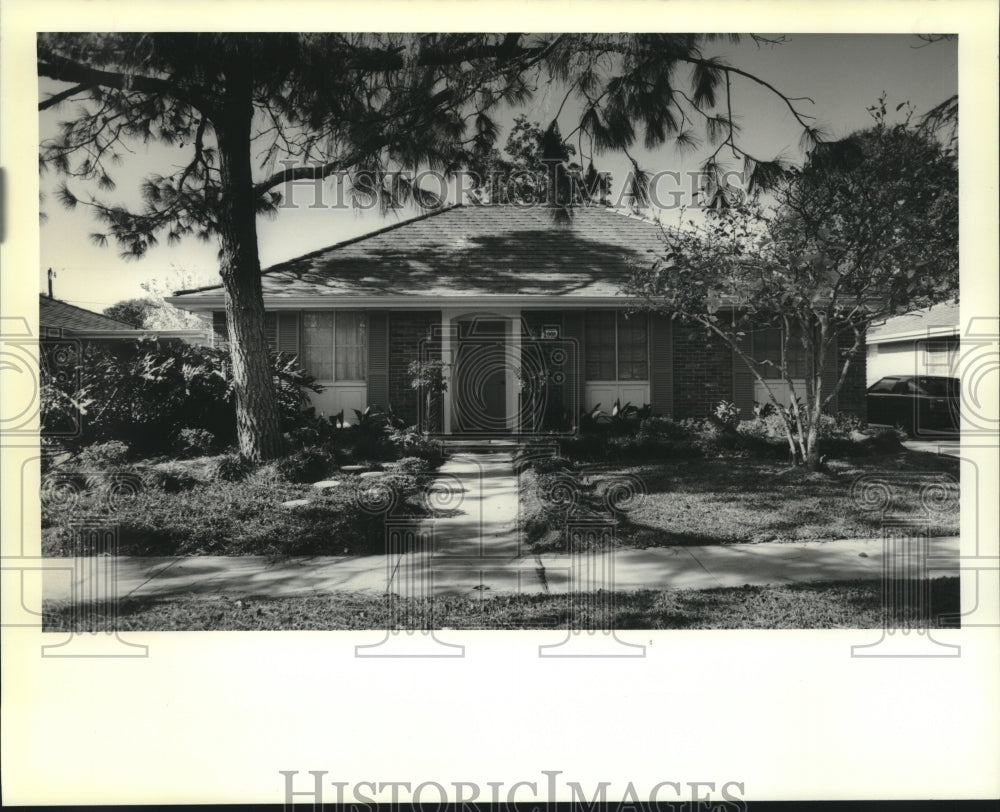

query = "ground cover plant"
[41,399,446,557]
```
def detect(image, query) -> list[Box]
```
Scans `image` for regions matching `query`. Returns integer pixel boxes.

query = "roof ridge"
[38,293,136,329]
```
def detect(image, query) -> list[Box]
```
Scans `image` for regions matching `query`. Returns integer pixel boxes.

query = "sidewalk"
[42,536,960,603]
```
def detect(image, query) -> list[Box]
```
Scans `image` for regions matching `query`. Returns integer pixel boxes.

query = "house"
[866,301,959,385]
[39,294,211,349]
[168,204,867,435]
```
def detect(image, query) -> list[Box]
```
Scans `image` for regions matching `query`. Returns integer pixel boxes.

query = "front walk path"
[41,451,961,604]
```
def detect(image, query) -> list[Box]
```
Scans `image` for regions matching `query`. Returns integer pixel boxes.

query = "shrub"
[40,338,321,457]
[711,400,742,433]
[142,468,198,493]
[386,426,445,467]
[77,440,131,468]
[173,427,216,458]
[580,400,652,436]
[389,456,431,475]
[211,453,255,482]
[373,472,420,501]
[531,456,575,475]
[275,448,334,483]
[637,416,690,442]
[833,412,868,435]
[736,419,771,440]
[678,417,723,440]
[285,425,321,450]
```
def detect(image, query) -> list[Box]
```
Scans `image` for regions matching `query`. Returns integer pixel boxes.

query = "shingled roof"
[172,204,669,303]
[39,294,137,334]
[868,301,960,343]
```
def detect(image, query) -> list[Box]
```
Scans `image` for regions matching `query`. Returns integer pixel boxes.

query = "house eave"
[867,325,959,345]
[165,294,640,312]
[43,328,211,340]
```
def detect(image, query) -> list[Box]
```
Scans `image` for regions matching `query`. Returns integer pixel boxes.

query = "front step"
[441,438,519,454]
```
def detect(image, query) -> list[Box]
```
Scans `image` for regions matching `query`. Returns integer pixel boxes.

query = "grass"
[43,577,960,631]
[522,449,959,550]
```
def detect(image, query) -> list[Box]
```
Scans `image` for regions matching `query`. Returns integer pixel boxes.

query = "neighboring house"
[866,301,959,386]
[39,294,211,349]
[168,204,867,435]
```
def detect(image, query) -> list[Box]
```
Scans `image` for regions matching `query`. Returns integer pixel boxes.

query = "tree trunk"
[215,74,285,462]
[805,423,821,470]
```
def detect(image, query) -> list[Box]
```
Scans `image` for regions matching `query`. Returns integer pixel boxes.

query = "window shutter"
[367,311,389,409]
[277,312,300,355]
[562,311,585,429]
[649,313,673,417]
[732,331,755,417]
[212,312,228,346]
[261,312,278,351]
[821,334,840,414]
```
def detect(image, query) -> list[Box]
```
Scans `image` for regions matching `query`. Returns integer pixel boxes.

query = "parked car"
[866,375,960,434]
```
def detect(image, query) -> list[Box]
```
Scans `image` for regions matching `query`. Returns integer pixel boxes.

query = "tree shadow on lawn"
[42,577,961,631]
[587,450,959,497]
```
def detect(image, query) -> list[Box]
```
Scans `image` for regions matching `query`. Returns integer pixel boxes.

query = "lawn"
[522,448,959,549]
[43,577,960,631]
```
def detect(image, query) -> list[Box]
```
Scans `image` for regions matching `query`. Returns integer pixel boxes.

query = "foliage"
[141,468,199,493]
[40,338,320,456]
[173,427,216,458]
[710,400,741,433]
[579,399,652,435]
[211,453,255,483]
[389,456,433,476]
[385,426,446,468]
[274,448,335,484]
[407,358,447,433]
[103,298,156,327]
[465,115,604,211]
[76,440,131,468]
[104,286,207,332]
[559,403,904,465]
[629,110,958,468]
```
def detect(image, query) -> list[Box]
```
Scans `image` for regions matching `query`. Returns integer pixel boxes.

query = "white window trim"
[301,310,368,384]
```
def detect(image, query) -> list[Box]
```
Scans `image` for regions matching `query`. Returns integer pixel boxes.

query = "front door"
[453,319,508,434]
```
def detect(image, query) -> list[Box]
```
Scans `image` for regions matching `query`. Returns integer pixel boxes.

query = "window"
[302,311,366,381]
[753,327,811,379]
[913,376,958,397]
[585,311,616,380]
[924,340,956,375]
[585,311,648,381]
[868,377,901,394]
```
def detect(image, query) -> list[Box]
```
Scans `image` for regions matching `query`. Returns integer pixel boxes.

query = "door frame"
[441,309,521,435]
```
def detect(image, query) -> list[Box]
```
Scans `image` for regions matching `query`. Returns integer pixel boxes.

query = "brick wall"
[388,311,441,426]
[672,322,734,419]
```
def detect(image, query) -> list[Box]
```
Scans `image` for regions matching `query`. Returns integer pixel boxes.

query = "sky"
[36,33,958,313]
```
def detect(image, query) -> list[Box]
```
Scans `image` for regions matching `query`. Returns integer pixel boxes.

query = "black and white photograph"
[2,1,998,808]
